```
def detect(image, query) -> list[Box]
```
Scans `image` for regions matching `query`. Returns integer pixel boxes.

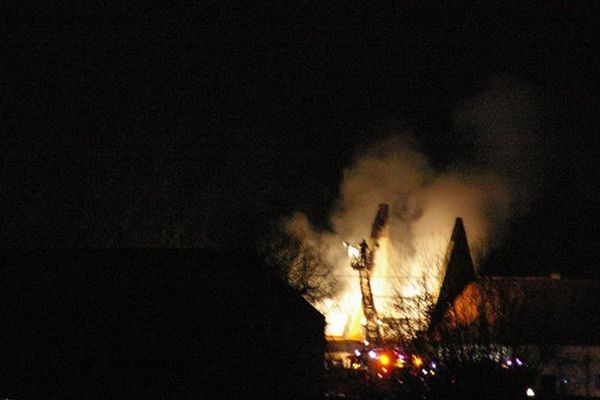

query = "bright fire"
[318,231,448,340]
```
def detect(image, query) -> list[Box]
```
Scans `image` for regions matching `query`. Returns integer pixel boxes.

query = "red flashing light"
[379,354,390,366]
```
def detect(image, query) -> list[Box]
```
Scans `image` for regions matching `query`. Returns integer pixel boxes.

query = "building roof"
[430,218,477,326]
[480,276,600,346]
[429,217,600,346]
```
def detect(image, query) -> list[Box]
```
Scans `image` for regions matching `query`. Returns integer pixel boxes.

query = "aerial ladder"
[344,204,390,344]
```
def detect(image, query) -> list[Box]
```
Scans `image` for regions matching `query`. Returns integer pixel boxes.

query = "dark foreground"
[323,359,586,400]
[0,250,325,399]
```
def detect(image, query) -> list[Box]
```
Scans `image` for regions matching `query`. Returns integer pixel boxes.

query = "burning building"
[281,129,541,344]
[319,203,457,344]
[320,204,600,398]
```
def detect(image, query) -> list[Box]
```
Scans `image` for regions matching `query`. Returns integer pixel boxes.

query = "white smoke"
[281,75,542,337]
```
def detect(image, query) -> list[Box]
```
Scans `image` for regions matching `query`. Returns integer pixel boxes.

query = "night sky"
[3,5,599,277]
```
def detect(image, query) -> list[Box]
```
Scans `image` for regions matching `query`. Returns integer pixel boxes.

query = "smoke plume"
[279,75,542,336]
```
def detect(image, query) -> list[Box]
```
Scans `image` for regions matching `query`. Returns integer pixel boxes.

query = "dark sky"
[3,5,599,277]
